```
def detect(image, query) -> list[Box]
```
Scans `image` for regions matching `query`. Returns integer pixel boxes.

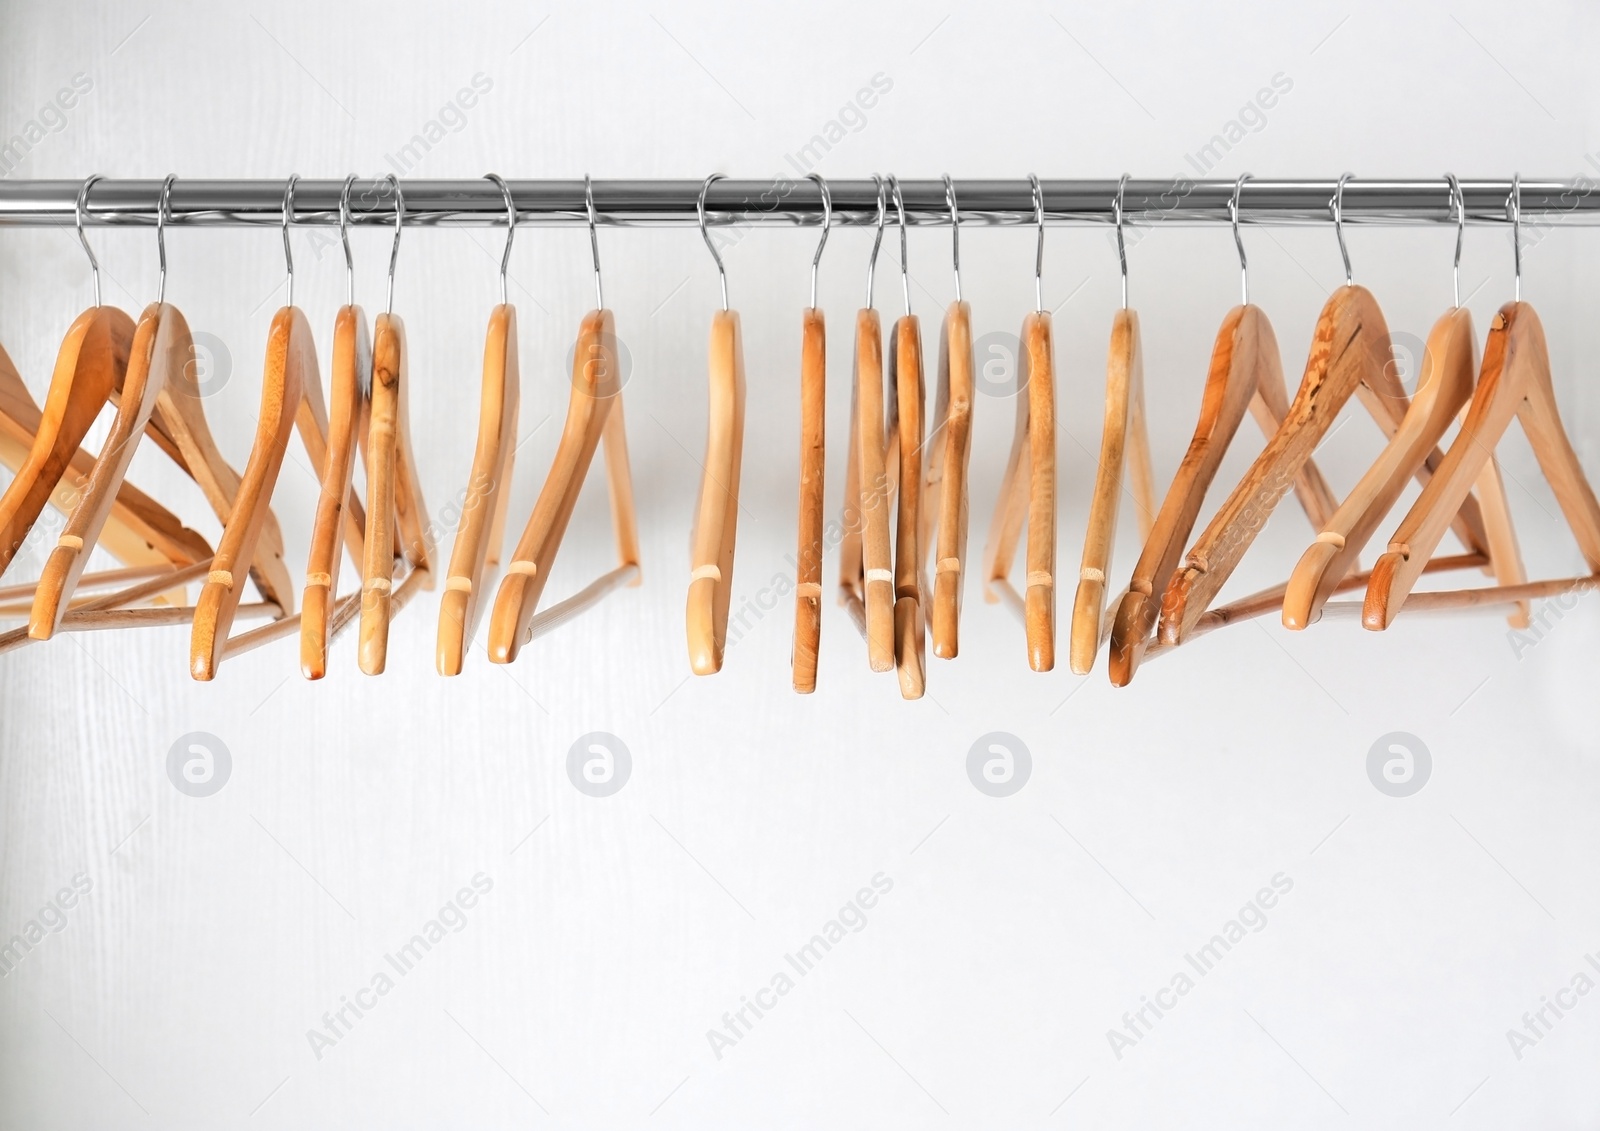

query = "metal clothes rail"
[0,178,1594,229]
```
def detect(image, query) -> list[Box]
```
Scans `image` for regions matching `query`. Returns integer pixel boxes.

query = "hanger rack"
[0,178,1595,229]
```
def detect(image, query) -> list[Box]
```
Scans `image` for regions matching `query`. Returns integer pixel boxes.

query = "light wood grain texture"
[300,305,373,679]
[488,309,638,665]
[1158,285,1393,645]
[843,308,894,671]
[28,304,185,639]
[921,299,974,660]
[792,307,825,693]
[1365,302,1600,627]
[890,314,925,700]
[0,307,133,577]
[1069,308,1155,674]
[438,304,521,676]
[685,310,746,675]
[983,311,1056,671]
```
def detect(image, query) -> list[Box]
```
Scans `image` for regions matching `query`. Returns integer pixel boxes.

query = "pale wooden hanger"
[1285,176,1522,629]
[438,175,521,676]
[983,175,1056,672]
[1366,178,1600,626]
[1157,174,1492,646]
[920,175,975,661]
[837,177,894,672]
[301,176,378,679]
[487,174,640,665]
[792,174,829,694]
[885,176,925,699]
[358,176,435,675]
[686,174,747,676]
[1070,177,1156,674]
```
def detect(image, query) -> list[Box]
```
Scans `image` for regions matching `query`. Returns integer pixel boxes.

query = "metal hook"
[76,174,103,307]
[888,174,910,315]
[1030,174,1045,313]
[585,174,604,309]
[485,174,516,306]
[1331,173,1353,286]
[156,174,176,304]
[1230,173,1252,306]
[282,175,298,309]
[1508,172,1522,302]
[1114,173,1130,310]
[807,173,830,311]
[1445,173,1464,308]
[865,174,887,308]
[339,175,357,307]
[943,174,961,303]
[385,174,404,315]
[698,173,729,311]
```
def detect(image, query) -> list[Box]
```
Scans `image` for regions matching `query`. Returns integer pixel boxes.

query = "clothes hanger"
[1365,175,1600,627]
[885,176,926,699]
[792,173,829,694]
[685,173,748,676]
[920,175,975,660]
[1284,174,1523,630]
[1157,174,1492,646]
[301,175,378,679]
[1069,176,1156,674]
[357,175,435,674]
[0,176,138,580]
[983,174,1057,672]
[837,176,895,672]
[1107,175,1344,685]
[438,174,522,676]
[487,174,640,665]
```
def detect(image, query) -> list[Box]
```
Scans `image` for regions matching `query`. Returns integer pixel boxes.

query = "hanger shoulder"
[892,314,925,699]
[190,306,312,679]
[687,308,747,675]
[1023,310,1057,671]
[850,307,894,672]
[793,307,826,693]
[923,300,973,661]
[1159,285,1384,645]
[438,303,521,675]
[0,306,132,576]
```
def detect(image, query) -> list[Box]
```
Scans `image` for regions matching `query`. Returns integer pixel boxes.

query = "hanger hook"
[1230,173,1252,306]
[282,174,298,309]
[1445,173,1464,308]
[339,175,357,307]
[1030,174,1045,313]
[76,174,103,307]
[585,174,604,310]
[156,174,176,304]
[698,173,729,311]
[888,174,910,315]
[806,172,830,311]
[1114,173,1130,310]
[865,174,887,308]
[1331,173,1353,286]
[943,174,961,303]
[485,173,516,306]
[1508,172,1522,302]
[385,174,404,315]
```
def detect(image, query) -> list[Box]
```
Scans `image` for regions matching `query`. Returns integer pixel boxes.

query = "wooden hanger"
[487,176,640,665]
[355,177,435,675]
[983,176,1056,672]
[1070,181,1156,674]
[1365,192,1600,628]
[1157,175,1491,647]
[884,177,925,699]
[837,179,895,673]
[920,176,975,661]
[438,176,522,676]
[686,175,747,676]
[792,175,829,694]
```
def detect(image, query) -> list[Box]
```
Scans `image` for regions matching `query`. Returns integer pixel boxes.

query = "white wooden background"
[2,1,1599,1127]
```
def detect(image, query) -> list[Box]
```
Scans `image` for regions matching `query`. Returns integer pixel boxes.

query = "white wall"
[2,1,1599,1127]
